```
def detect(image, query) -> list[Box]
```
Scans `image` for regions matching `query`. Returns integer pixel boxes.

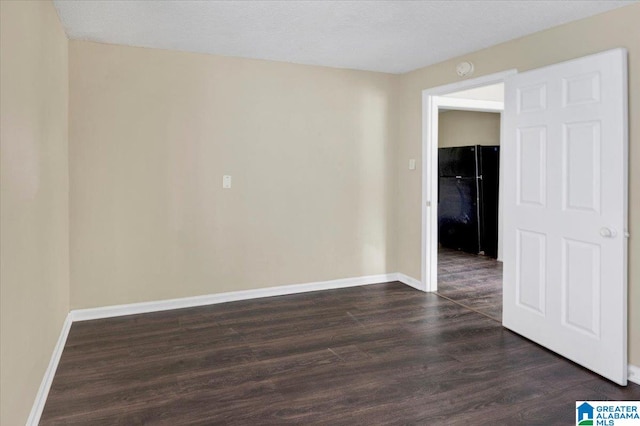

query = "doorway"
[421,50,628,385]
[435,92,504,321]
[420,70,514,297]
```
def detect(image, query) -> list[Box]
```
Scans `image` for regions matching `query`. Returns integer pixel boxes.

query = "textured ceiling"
[53,0,634,74]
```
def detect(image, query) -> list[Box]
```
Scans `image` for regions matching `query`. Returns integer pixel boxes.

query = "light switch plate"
[223,175,232,189]
[409,159,416,170]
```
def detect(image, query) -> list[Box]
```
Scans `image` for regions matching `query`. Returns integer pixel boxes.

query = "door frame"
[421,69,517,292]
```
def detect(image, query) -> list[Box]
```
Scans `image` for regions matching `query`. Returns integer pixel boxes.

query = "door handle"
[600,227,617,238]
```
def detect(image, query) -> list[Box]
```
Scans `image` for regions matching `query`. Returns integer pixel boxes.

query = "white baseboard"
[71,273,408,322]
[629,364,640,385]
[396,273,425,292]
[26,313,73,426]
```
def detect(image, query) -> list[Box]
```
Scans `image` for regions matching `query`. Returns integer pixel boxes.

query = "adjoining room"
[435,83,504,321]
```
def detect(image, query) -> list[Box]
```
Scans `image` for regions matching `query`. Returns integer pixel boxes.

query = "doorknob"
[600,227,617,238]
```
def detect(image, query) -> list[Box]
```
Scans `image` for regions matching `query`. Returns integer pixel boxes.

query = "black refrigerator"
[438,145,500,258]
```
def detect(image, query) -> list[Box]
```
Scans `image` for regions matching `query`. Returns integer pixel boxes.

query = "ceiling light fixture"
[456,61,474,77]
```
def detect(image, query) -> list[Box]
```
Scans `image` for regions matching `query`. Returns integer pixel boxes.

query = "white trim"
[26,314,73,426]
[396,273,425,292]
[71,273,407,321]
[497,107,505,262]
[628,364,640,386]
[436,97,503,112]
[421,69,517,293]
[423,71,517,97]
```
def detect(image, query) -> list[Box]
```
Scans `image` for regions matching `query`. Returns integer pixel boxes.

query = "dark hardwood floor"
[41,282,639,425]
[437,247,503,321]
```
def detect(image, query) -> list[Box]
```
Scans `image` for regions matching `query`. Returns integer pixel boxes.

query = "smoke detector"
[456,61,474,77]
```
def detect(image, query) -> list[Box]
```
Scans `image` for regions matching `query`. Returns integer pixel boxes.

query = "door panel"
[516,229,546,315]
[563,121,600,212]
[562,238,600,337]
[563,72,600,106]
[503,49,628,384]
[517,126,546,206]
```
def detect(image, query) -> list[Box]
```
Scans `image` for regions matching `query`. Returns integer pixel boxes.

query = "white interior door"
[502,49,628,384]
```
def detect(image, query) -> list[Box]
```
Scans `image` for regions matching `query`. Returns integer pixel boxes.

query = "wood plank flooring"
[438,247,503,321]
[41,282,639,425]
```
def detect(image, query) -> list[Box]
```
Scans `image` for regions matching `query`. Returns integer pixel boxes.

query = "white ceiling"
[53,0,634,74]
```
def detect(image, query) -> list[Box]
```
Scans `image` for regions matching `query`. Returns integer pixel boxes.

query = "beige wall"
[0,1,69,424]
[395,4,640,365]
[69,41,397,309]
[438,110,501,148]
